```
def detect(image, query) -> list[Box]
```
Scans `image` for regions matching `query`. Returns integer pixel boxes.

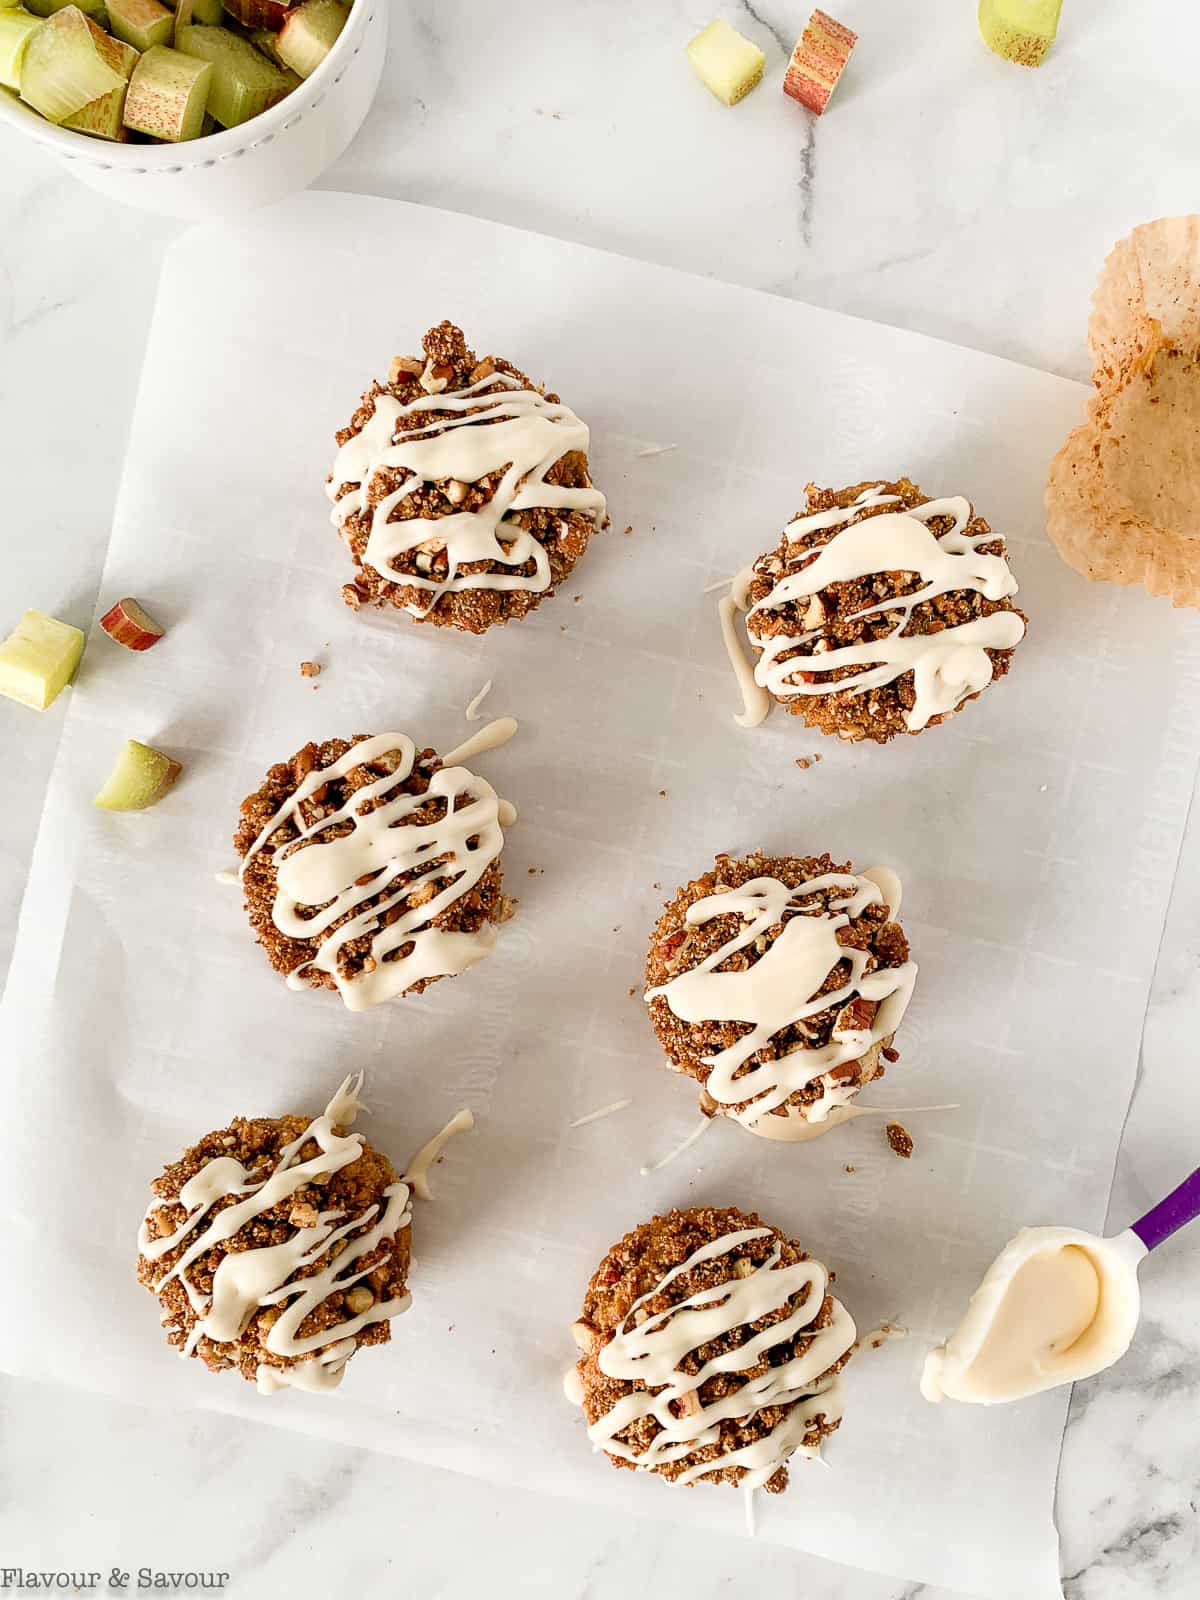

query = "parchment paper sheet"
[4,193,1199,1599]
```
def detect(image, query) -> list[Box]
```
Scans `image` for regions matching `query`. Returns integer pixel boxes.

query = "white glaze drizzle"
[645,872,916,1128]
[256,1336,358,1393]
[214,868,239,886]
[464,679,494,722]
[328,374,607,614]
[402,1108,475,1201]
[719,487,1025,731]
[138,1074,413,1397]
[586,1227,855,1489]
[568,1098,633,1130]
[239,733,512,1012]
[639,1116,714,1177]
[744,1484,757,1536]
[441,715,518,767]
[637,443,677,458]
[749,1098,958,1144]
[563,1364,586,1405]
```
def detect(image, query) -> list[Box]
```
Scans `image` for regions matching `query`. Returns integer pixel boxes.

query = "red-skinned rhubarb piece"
[221,0,293,27]
[784,8,857,116]
[100,596,166,650]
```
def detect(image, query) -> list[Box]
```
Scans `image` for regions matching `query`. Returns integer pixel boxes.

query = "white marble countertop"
[2,3,1198,1596]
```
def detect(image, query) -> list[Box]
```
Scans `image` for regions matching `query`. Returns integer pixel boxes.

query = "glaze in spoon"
[922,1165,1200,1405]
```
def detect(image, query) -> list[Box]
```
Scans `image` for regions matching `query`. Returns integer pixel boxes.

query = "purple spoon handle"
[1130,1166,1200,1253]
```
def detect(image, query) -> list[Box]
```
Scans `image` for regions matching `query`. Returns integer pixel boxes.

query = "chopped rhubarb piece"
[172,0,223,35]
[978,0,1062,66]
[0,8,41,91]
[275,0,346,79]
[685,18,764,106]
[61,23,135,138]
[62,82,128,138]
[93,22,137,76]
[0,609,85,711]
[19,4,126,122]
[107,0,173,53]
[784,9,857,115]
[249,24,282,63]
[94,738,182,810]
[174,22,289,125]
[24,0,106,17]
[99,596,166,650]
[220,0,293,27]
[123,44,211,138]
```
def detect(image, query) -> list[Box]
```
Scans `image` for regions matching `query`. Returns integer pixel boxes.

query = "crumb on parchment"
[885,1122,913,1159]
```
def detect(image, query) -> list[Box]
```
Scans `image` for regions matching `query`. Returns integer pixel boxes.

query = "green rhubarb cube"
[276,0,347,80]
[123,42,210,138]
[171,0,223,28]
[0,9,42,91]
[107,0,173,52]
[978,0,1063,66]
[24,0,106,18]
[0,610,85,711]
[174,21,287,125]
[94,739,182,810]
[19,5,126,122]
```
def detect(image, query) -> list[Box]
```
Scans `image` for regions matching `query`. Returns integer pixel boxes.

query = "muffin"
[329,320,609,634]
[137,1074,412,1394]
[1046,216,1200,607]
[719,478,1026,742]
[234,731,515,1011]
[566,1206,856,1492]
[644,851,916,1138]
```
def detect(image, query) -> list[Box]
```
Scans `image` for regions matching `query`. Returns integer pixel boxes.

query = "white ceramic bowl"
[0,1,385,219]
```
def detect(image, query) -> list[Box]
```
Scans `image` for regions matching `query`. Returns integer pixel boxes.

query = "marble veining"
[1,1,1198,1596]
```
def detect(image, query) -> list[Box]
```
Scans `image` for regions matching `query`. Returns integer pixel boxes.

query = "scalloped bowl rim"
[0,1,373,171]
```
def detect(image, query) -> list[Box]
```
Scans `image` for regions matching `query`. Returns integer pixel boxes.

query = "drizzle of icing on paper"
[464,679,494,722]
[403,1108,475,1202]
[569,1098,633,1130]
[442,715,518,767]
[639,1116,713,1177]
